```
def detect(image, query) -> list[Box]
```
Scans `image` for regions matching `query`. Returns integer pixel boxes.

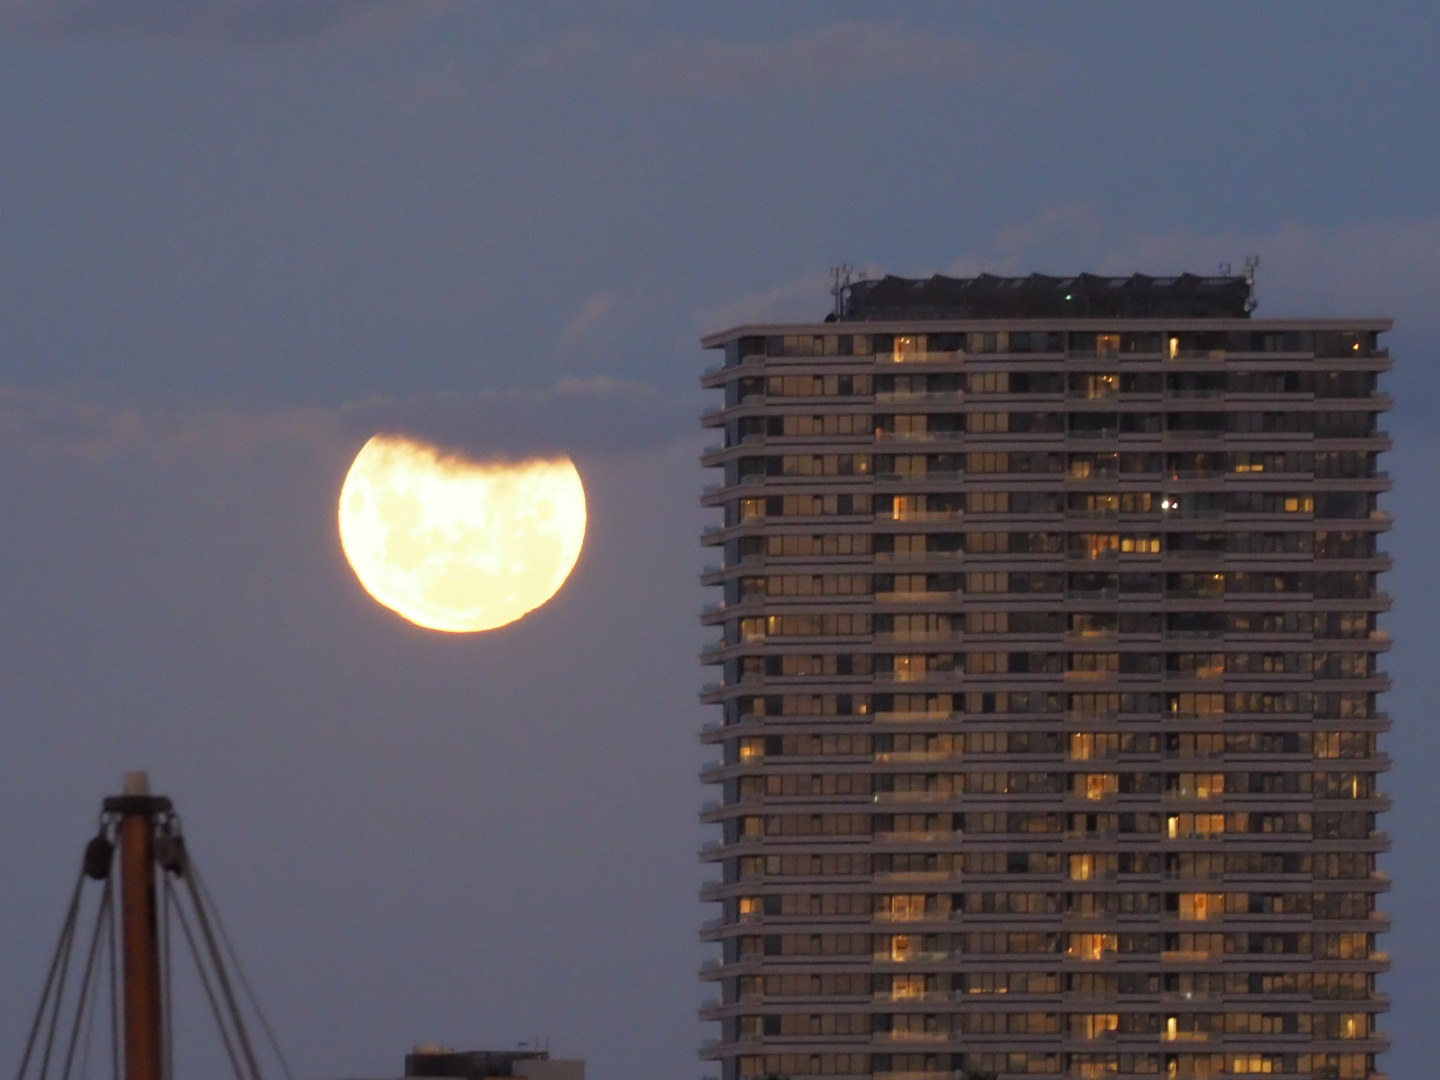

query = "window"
[893,335,924,361]
[1070,732,1120,760]
[966,411,1010,433]
[1121,534,1161,553]
[1068,933,1117,961]
[1178,893,1224,921]
[1072,1014,1119,1040]
[966,371,1010,393]
[966,571,1009,593]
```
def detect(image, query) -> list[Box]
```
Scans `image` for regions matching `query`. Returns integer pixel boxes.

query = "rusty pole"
[110,771,168,1080]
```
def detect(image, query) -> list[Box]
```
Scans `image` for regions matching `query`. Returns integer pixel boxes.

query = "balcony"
[883,349,959,364]
[878,510,964,523]
[876,671,963,684]
[875,390,963,404]
[874,790,959,804]
[874,749,962,763]
[875,590,959,603]
[875,470,962,483]
[874,869,960,883]
[874,949,952,963]
[874,550,963,563]
[876,631,963,644]
[869,711,961,728]
[873,1031,953,1045]
[876,830,953,843]
[873,990,953,1004]
[875,430,965,444]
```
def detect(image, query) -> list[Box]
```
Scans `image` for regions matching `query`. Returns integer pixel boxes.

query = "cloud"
[919,204,1440,336]
[988,203,1105,263]
[701,208,1440,367]
[0,377,692,471]
[625,21,1044,96]
[1088,217,1440,328]
[343,377,690,463]
[1,0,450,44]
[524,27,611,76]
[0,385,338,466]
[696,270,843,330]
[558,291,619,346]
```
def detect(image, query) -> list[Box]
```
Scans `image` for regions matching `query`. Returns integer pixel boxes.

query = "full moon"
[337,435,587,632]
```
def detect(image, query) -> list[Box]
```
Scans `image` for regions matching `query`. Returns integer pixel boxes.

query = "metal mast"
[107,771,170,1080]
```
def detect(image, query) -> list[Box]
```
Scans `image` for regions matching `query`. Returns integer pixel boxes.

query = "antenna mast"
[829,264,854,319]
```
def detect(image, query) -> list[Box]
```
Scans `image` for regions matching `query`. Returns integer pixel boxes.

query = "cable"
[180,870,264,1080]
[72,889,109,1080]
[13,870,85,1080]
[106,875,118,1080]
[167,886,248,1080]
[192,864,296,1080]
[161,874,175,1080]
[36,872,84,1080]
[59,877,112,1080]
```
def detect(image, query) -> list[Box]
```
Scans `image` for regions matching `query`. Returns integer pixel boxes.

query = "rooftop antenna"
[1243,255,1260,313]
[830,264,854,319]
[1218,262,1233,277]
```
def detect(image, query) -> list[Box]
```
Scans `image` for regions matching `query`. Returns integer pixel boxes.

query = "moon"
[337,435,587,632]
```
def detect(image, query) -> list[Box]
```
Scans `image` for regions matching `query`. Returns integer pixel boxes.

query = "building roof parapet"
[702,315,1394,349]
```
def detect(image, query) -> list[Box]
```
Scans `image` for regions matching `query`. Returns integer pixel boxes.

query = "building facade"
[698,275,1391,1080]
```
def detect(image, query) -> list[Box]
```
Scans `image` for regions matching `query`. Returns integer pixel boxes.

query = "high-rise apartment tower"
[699,274,1391,1080]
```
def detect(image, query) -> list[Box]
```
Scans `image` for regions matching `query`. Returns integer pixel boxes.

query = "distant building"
[342,1045,584,1080]
[699,273,1392,1080]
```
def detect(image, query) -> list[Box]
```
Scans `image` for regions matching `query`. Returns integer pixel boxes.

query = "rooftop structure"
[832,273,1254,323]
[403,1048,582,1080]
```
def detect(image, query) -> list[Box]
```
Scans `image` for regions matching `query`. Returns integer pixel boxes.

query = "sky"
[0,3,1437,1078]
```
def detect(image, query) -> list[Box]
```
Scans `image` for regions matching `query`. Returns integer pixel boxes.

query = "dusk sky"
[1,4,1438,1079]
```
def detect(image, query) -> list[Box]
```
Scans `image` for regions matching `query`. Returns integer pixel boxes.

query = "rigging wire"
[71,922,104,1080]
[192,864,296,1080]
[19,810,288,1080]
[58,877,112,1080]
[66,878,112,1080]
[13,869,86,1080]
[180,869,265,1080]
[167,883,249,1080]
[106,871,119,1080]
[36,872,85,1080]
[160,871,175,1080]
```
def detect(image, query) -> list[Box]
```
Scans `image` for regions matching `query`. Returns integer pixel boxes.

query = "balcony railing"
[875,391,963,403]
[875,430,966,443]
